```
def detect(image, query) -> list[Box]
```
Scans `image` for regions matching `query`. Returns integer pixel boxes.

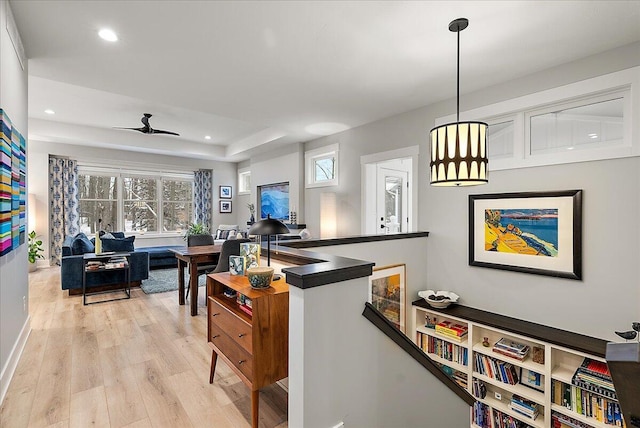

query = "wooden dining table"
[170,244,222,316]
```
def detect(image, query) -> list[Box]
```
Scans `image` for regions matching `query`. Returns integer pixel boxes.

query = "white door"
[376,166,408,234]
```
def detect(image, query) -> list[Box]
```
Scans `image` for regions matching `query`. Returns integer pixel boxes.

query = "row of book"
[572,358,617,400]
[473,401,491,428]
[472,378,487,399]
[434,320,468,342]
[236,293,253,316]
[551,379,625,426]
[493,337,531,362]
[435,362,468,389]
[509,394,540,421]
[493,409,534,428]
[85,257,128,271]
[551,410,623,428]
[416,332,468,366]
[474,353,520,385]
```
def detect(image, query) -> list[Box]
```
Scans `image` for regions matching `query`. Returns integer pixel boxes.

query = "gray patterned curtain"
[194,169,212,231]
[49,156,79,265]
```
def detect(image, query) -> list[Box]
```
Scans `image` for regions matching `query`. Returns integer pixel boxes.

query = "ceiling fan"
[115,113,180,136]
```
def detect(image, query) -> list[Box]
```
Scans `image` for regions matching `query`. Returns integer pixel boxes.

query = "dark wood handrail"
[362,302,475,406]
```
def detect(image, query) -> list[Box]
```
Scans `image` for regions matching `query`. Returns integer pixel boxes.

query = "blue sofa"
[61,233,150,292]
[137,245,182,269]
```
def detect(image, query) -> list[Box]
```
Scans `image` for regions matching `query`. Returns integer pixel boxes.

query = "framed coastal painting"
[368,264,406,333]
[469,190,582,280]
[220,200,232,213]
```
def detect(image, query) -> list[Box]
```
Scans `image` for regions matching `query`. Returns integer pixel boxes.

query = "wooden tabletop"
[169,245,222,256]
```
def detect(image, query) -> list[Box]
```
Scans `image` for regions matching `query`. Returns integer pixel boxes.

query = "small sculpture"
[482,337,490,347]
[615,322,640,342]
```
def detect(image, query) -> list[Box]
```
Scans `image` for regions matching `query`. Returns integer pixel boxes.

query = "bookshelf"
[413,301,626,428]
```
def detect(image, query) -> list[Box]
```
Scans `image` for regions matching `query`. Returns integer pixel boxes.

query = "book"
[435,320,468,337]
[239,304,253,316]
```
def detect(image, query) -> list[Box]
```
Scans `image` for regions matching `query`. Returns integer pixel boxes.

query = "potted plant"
[183,222,210,240]
[28,230,44,272]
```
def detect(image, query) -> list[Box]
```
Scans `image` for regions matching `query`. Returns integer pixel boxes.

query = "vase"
[250,214,255,223]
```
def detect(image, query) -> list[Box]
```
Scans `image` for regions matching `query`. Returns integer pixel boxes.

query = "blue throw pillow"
[71,233,95,255]
[101,235,135,253]
[112,232,125,239]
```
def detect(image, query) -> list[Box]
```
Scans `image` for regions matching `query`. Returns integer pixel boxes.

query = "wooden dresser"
[206,272,289,428]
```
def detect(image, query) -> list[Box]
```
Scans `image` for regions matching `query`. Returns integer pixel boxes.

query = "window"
[306,143,339,188]
[433,67,638,171]
[78,174,118,234]
[238,168,251,194]
[123,176,158,232]
[78,166,193,235]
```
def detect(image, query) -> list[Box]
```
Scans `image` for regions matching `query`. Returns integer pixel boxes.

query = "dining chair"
[185,233,216,298]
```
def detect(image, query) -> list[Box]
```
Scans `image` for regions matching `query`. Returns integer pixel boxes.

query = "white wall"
[0,0,29,403]
[27,140,239,259]
[299,43,640,342]
[289,276,469,428]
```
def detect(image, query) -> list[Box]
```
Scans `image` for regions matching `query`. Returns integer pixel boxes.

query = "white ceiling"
[10,0,640,162]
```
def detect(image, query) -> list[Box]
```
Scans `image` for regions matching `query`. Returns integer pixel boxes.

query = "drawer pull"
[238,333,246,338]
[212,313,220,316]
[238,360,246,365]
[212,334,220,339]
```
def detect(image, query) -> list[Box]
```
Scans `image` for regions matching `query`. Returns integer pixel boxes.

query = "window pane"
[162,179,192,200]
[314,157,335,181]
[123,177,157,200]
[488,121,514,160]
[78,175,117,200]
[239,171,251,193]
[79,200,117,234]
[163,202,193,232]
[530,98,623,154]
[124,201,158,232]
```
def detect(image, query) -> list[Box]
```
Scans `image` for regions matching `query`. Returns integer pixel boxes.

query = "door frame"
[360,146,419,235]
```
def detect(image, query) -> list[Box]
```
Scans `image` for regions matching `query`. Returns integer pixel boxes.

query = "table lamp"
[248,215,289,280]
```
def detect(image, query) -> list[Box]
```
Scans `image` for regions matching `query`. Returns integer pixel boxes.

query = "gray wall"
[298,43,640,342]
[0,0,29,402]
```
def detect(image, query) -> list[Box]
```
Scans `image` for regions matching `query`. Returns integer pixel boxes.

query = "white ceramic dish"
[418,290,460,309]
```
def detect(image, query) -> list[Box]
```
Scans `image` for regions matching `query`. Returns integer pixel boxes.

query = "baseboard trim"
[0,315,31,406]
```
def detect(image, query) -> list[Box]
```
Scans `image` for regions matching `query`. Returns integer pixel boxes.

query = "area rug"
[140,268,207,294]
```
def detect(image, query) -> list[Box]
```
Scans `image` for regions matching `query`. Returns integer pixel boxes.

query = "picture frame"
[368,264,406,333]
[519,367,545,393]
[469,190,582,280]
[219,200,232,213]
[219,185,232,199]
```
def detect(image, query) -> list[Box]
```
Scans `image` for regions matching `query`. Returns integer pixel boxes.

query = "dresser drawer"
[209,298,253,353]
[210,324,253,381]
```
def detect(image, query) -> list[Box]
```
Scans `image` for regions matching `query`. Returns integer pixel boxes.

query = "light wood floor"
[0,267,288,428]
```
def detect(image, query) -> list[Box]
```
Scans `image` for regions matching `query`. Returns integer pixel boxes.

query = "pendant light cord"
[456,26,460,123]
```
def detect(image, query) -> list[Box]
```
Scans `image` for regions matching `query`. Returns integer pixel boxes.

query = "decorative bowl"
[418,290,460,309]
[247,266,274,289]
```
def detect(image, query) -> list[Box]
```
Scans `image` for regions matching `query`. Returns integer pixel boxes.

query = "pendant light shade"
[430,18,488,187]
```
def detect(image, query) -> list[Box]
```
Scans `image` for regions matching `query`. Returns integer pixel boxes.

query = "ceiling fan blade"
[113,126,147,133]
[151,129,180,136]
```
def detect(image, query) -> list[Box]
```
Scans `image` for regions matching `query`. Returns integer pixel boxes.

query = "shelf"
[478,394,545,428]
[426,352,468,373]
[473,343,545,373]
[551,364,576,384]
[551,403,611,428]
[416,325,469,348]
[473,373,545,405]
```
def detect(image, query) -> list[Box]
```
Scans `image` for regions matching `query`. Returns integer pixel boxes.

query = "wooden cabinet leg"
[209,350,217,384]
[251,389,259,428]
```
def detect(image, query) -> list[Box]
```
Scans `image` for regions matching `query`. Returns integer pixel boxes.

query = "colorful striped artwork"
[0,109,27,256]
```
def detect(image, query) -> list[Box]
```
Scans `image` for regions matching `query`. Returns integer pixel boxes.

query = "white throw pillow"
[299,229,311,240]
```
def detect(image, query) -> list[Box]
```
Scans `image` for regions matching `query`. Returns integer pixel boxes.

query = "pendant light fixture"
[430,18,488,186]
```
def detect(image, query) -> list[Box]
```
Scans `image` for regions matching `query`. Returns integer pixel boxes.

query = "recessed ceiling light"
[204,135,211,140]
[98,28,118,42]
[44,109,55,115]
[588,133,598,139]
[567,147,574,150]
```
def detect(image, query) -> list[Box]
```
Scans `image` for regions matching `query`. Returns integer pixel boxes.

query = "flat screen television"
[258,182,289,221]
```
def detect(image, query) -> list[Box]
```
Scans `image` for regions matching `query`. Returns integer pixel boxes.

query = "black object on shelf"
[248,215,290,281]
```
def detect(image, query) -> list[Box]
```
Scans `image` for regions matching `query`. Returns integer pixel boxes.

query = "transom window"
[78,166,193,234]
[305,143,339,188]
